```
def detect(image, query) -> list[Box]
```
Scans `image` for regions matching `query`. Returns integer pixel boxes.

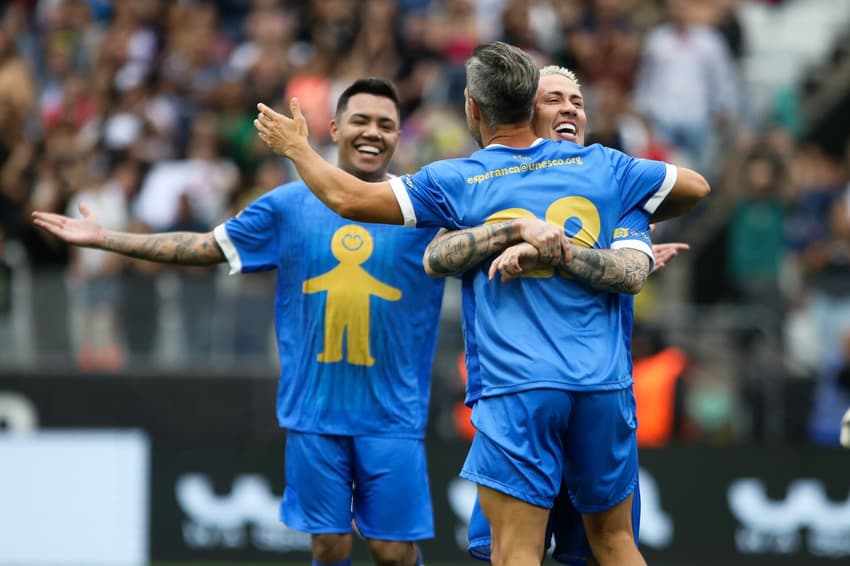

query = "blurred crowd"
[0,0,849,446]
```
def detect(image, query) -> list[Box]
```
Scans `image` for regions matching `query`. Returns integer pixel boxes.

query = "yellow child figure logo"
[303,225,401,366]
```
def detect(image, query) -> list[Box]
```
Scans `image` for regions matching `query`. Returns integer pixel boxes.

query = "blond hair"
[539,65,580,89]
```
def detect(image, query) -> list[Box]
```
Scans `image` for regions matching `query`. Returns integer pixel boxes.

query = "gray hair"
[539,65,581,89]
[465,41,539,128]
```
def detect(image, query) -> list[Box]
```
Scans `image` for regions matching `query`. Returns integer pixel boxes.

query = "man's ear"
[468,96,481,121]
[329,119,339,143]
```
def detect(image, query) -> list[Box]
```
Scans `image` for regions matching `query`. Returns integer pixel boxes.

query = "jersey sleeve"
[612,208,654,271]
[388,162,468,229]
[607,148,677,216]
[213,189,282,274]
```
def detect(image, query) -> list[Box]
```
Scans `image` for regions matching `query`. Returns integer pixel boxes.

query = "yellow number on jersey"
[484,197,601,280]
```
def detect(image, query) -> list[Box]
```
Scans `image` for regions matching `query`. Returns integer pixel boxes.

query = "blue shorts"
[280,431,434,540]
[467,479,641,565]
[460,388,638,512]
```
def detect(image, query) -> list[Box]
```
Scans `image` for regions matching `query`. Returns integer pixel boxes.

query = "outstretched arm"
[254,100,403,224]
[32,202,224,265]
[423,218,571,277]
[489,243,651,295]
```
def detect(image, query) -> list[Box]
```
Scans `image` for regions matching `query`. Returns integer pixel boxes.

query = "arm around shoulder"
[651,167,710,223]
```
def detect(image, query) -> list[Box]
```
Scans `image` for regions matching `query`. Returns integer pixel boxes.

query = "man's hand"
[652,242,689,273]
[32,202,104,248]
[489,242,542,282]
[841,407,850,449]
[254,99,310,157]
[516,217,571,267]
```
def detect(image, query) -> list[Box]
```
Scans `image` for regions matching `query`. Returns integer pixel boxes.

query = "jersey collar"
[484,137,545,150]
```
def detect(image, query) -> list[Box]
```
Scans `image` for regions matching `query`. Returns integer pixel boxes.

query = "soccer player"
[428,65,667,566]
[253,42,710,566]
[33,78,443,566]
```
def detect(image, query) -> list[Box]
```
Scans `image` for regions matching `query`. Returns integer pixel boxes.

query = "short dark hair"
[335,77,401,118]
[465,41,538,128]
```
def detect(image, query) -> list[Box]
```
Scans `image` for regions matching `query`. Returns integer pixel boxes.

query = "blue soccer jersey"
[388,139,674,399]
[214,181,445,438]
[615,208,651,371]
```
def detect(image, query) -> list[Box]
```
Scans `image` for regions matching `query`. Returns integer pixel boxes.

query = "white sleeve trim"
[388,176,417,227]
[213,224,242,275]
[612,239,655,272]
[643,163,678,215]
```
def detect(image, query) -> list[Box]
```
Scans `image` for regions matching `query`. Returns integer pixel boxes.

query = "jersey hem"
[460,470,553,508]
[468,541,491,563]
[353,526,434,542]
[570,473,639,514]
[479,377,633,399]
[279,424,425,439]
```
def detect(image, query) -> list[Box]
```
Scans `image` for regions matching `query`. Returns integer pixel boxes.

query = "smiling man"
[32,78,444,566]
[537,67,583,142]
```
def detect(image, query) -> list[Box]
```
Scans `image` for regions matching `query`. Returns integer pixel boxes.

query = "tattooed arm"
[562,247,650,294]
[32,202,225,265]
[423,218,568,277]
[98,231,224,264]
[424,224,514,277]
[489,242,651,295]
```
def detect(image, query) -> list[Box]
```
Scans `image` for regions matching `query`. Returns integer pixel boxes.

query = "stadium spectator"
[0,93,35,240]
[0,26,35,118]
[790,145,850,361]
[65,155,130,371]
[119,216,163,366]
[633,0,740,176]
[632,324,691,447]
[34,77,445,566]
[726,147,787,315]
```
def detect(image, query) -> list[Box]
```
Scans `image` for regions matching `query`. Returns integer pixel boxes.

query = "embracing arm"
[255,101,403,224]
[490,243,650,295]
[425,222,521,277]
[650,166,710,222]
[32,203,225,265]
[424,218,569,277]
[562,247,650,294]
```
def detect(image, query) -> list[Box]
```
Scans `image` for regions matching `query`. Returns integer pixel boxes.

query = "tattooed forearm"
[425,221,520,277]
[100,231,225,265]
[560,247,650,294]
